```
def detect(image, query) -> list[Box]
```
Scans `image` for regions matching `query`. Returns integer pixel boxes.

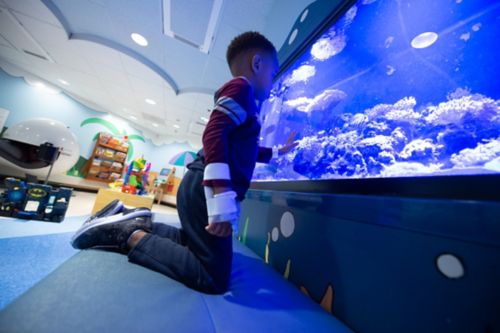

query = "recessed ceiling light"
[145,98,156,105]
[200,116,208,122]
[152,123,159,127]
[173,124,180,129]
[129,115,137,120]
[131,33,148,47]
[58,79,69,85]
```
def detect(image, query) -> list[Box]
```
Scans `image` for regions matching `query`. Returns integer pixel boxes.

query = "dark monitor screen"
[159,168,171,176]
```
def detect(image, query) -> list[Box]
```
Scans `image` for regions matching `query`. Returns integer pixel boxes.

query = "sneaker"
[71,209,153,251]
[87,200,150,222]
[88,199,125,221]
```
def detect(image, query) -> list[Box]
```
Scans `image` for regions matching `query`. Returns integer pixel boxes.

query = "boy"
[72,32,297,294]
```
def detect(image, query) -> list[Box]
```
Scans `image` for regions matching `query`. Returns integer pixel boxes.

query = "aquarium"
[254,0,500,181]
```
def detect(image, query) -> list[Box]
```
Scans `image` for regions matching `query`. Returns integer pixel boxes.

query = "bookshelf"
[85,133,129,183]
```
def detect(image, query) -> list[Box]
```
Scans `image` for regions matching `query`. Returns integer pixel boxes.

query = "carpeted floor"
[0,213,181,310]
[0,231,77,309]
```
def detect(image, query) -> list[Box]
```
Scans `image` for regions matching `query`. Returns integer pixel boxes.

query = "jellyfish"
[285,64,316,85]
[411,32,439,49]
[386,65,396,76]
[384,36,394,48]
[311,34,347,61]
[460,32,470,42]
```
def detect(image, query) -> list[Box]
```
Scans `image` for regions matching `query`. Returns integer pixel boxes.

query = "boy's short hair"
[226,31,276,68]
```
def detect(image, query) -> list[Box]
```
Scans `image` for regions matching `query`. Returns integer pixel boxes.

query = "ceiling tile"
[51,0,115,34]
[209,22,241,61]
[75,39,125,72]
[101,82,136,107]
[0,46,50,72]
[91,63,132,90]
[0,34,13,48]
[200,55,231,89]
[55,67,104,91]
[43,43,93,73]
[220,0,273,32]
[12,11,67,47]
[121,54,165,87]
[3,0,62,26]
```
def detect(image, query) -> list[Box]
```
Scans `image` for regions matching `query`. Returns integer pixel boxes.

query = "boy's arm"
[202,81,251,236]
[256,130,299,163]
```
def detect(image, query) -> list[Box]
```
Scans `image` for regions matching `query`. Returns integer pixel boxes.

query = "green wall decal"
[66,156,88,178]
[81,117,145,161]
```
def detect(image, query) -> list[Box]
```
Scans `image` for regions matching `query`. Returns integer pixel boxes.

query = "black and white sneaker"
[88,199,125,221]
[71,209,153,251]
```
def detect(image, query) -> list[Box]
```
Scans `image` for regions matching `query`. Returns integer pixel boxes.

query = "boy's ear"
[251,54,262,73]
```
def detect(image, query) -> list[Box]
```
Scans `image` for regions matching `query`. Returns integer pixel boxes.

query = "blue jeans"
[127,168,233,294]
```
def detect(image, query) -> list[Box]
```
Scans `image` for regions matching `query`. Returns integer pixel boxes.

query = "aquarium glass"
[253,0,500,181]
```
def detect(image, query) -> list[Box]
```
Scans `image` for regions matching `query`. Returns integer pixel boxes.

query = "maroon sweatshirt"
[201,77,272,201]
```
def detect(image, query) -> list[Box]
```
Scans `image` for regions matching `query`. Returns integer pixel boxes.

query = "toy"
[0,177,26,215]
[0,177,72,222]
[122,156,151,195]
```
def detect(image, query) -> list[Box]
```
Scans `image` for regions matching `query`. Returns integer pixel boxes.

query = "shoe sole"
[71,209,153,246]
[86,200,124,222]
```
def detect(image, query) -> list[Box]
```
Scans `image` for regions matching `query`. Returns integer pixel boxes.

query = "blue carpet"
[0,232,78,310]
[0,213,181,310]
[0,215,90,239]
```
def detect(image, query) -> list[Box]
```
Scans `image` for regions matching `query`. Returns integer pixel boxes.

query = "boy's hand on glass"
[278,130,299,155]
[205,222,233,237]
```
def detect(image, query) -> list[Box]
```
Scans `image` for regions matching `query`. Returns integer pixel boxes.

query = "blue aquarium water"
[254,0,500,181]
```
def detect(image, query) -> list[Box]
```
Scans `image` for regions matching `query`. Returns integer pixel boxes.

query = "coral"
[424,94,498,126]
[255,85,500,180]
[357,135,394,158]
[381,162,443,177]
[447,87,471,100]
[450,138,500,168]
[399,139,438,161]
[385,97,420,122]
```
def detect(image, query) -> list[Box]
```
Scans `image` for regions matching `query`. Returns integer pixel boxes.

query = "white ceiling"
[0,0,313,146]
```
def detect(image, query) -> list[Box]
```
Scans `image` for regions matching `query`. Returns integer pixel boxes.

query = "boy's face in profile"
[253,51,279,102]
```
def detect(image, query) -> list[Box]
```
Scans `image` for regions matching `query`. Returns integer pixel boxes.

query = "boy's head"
[226,31,279,101]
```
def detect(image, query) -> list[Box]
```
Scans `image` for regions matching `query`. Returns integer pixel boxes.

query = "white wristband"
[204,187,241,234]
[205,189,237,220]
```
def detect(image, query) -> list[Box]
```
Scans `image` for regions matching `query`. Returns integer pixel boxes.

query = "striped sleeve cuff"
[214,96,247,125]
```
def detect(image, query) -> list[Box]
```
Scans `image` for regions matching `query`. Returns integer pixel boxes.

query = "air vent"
[163,0,223,54]
[23,49,49,61]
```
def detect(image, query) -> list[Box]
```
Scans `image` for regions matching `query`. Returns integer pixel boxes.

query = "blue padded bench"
[0,238,352,333]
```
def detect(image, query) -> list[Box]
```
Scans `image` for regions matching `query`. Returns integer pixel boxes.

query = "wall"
[0,68,197,183]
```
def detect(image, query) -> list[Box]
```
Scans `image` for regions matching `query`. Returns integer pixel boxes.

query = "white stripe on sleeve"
[214,96,247,125]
